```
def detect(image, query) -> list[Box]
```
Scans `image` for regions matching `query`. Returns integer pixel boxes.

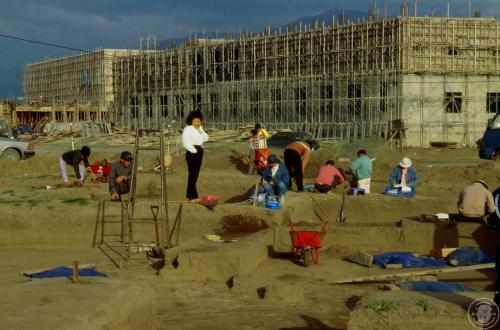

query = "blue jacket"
[261,163,290,187]
[389,166,418,187]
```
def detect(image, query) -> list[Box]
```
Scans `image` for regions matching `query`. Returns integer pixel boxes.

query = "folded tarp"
[447,246,495,266]
[399,280,475,292]
[373,252,447,268]
[23,266,105,279]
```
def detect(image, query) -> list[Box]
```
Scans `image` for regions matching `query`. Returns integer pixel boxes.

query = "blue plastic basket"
[265,200,281,210]
[384,185,415,198]
[348,188,365,195]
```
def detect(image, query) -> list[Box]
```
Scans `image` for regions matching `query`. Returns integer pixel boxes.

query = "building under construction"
[23,14,500,147]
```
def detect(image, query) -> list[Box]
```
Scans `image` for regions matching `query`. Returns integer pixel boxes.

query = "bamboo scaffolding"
[22,16,500,146]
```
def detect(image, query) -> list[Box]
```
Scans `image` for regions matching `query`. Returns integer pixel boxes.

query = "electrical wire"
[1,32,500,85]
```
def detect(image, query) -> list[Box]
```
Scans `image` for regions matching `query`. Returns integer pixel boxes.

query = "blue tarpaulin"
[24,266,106,279]
[373,252,448,268]
[399,281,475,292]
[447,246,495,266]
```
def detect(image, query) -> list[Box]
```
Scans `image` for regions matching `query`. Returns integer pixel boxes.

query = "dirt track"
[0,137,499,329]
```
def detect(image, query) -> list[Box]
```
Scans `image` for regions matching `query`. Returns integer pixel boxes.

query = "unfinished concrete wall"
[401,74,500,146]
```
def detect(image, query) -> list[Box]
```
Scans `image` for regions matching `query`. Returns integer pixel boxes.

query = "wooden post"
[72,260,79,284]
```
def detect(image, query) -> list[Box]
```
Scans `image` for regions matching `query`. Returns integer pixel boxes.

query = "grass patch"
[0,198,41,207]
[416,298,431,311]
[70,278,104,285]
[25,199,39,207]
[0,190,14,195]
[364,299,394,316]
[62,197,89,206]
[34,174,53,179]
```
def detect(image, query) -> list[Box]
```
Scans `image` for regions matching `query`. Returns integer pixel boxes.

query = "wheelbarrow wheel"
[303,249,311,267]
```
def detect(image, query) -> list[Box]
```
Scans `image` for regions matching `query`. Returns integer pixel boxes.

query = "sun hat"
[399,157,412,168]
[268,154,280,164]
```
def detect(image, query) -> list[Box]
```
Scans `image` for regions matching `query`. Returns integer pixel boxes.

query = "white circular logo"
[468,297,499,329]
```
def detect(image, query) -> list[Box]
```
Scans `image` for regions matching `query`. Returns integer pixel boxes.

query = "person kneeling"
[454,179,495,223]
[261,155,289,204]
[109,151,133,201]
[248,154,289,205]
[314,160,345,193]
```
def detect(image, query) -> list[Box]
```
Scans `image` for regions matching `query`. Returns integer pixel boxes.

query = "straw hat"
[399,157,412,168]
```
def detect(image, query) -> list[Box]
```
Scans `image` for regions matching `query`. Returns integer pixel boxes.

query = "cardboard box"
[431,247,458,259]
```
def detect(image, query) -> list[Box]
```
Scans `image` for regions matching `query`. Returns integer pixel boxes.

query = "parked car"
[0,136,35,160]
[267,131,320,150]
[479,113,500,160]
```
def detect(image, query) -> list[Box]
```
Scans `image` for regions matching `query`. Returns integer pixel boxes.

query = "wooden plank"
[430,247,458,259]
[331,262,496,284]
[384,263,403,269]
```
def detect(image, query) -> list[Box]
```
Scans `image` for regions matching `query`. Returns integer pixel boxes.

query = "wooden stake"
[253,177,260,207]
[72,260,79,284]
[331,262,495,284]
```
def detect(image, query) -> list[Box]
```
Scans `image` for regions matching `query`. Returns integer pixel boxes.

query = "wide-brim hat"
[268,154,280,164]
[399,157,412,168]
[474,179,489,189]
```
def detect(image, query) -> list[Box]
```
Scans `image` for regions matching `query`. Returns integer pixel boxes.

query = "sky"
[0,0,499,97]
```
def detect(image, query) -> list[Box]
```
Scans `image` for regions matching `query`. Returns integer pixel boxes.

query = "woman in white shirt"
[182,111,209,200]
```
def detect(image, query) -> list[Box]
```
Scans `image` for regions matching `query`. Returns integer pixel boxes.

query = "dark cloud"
[0,0,498,96]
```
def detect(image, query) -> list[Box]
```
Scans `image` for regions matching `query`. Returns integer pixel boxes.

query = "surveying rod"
[70,122,75,151]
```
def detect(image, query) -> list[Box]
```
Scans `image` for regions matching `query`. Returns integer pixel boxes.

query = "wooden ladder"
[119,128,169,268]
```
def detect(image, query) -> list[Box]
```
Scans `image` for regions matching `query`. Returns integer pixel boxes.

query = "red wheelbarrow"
[288,220,328,267]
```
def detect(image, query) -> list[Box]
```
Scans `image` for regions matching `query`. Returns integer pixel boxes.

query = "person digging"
[109,151,133,201]
[59,146,91,187]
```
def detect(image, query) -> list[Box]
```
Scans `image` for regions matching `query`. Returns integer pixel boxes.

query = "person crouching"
[109,151,133,201]
[314,160,345,193]
[261,154,290,204]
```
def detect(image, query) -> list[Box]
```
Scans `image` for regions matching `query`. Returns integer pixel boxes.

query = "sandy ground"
[0,136,499,329]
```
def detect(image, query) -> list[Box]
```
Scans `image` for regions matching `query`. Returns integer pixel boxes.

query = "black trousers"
[186,146,204,200]
[315,177,341,193]
[284,149,304,191]
[116,180,130,196]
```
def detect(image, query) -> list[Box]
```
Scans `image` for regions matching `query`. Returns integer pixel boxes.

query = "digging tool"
[336,191,346,223]
[308,193,330,223]
[168,195,219,210]
[167,204,183,248]
[252,177,260,207]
